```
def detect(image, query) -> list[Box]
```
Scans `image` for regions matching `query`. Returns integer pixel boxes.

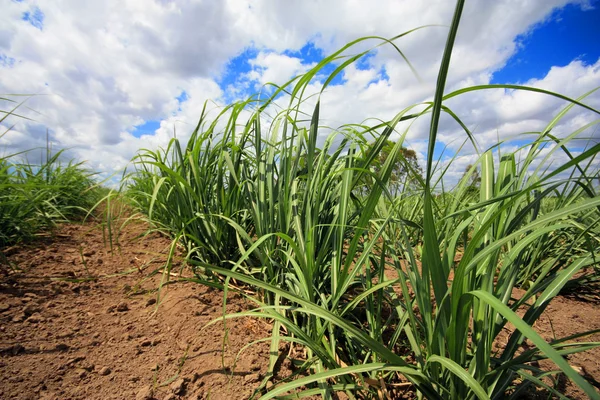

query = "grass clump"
[0,103,101,248]
[0,150,99,247]
[128,1,600,398]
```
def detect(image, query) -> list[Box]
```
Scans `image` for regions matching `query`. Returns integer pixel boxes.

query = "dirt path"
[0,219,273,400]
[1,218,600,399]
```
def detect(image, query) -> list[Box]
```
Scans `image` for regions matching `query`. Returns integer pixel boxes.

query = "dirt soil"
[507,291,600,399]
[1,218,600,399]
[0,219,275,400]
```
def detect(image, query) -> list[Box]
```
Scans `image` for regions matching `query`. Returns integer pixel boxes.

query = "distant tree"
[462,164,481,193]
[357,140,423,196]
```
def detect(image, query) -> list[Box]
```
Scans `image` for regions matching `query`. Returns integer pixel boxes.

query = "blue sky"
[21,5,44,30]
[131,1,600,139]
[492,2,600,84]
[1,0,599,181]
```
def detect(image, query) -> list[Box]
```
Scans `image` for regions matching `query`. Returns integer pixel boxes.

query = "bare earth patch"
[0,219,273,400]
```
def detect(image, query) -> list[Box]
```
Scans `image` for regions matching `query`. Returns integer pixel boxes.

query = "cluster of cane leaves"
[128,1,600,398]
[0,100,100,248]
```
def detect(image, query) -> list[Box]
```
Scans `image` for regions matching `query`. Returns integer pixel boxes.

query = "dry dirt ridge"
[1,219,600,399]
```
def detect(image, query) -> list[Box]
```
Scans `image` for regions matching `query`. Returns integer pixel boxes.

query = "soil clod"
[55,343,70,352]
[98,366,111,376]
[170,377,186,395]
[136,385,154,400]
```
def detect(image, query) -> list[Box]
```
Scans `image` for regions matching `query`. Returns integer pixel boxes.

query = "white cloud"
[0,0,597,189]
[439,59,600,148]
[246,52,315,87]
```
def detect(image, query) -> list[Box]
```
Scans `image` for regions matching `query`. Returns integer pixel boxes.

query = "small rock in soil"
[146,298,157,307]
[140,338,152,347]
[170,378,186,395]
[57,330,72,339]
[66,355,86,365]
[176,340,189,351]
[26,312,44,323]
[23,304,40,316]
[98,366,111,376]
[83,364,95,372]
[244,373,259,383]
[12,313,27,323]
[0,303,11,312]
[136,385,154,400]
[116,302,129,312]
[76,368,87,379]
[55,343,70,352]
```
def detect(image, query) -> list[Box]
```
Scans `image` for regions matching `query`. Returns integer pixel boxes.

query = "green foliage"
[128,2,600,398]
[0,102,100,247]
[0,150,100,247]
[356,139,423,196]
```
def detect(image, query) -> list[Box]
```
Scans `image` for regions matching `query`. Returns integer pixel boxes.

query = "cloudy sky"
[1,0,599,184]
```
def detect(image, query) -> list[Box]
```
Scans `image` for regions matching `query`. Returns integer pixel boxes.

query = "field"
[2,3,600,399]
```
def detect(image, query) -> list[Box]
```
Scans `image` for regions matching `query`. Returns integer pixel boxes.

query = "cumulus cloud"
[0,0,597,188]
[247,52,315,87]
